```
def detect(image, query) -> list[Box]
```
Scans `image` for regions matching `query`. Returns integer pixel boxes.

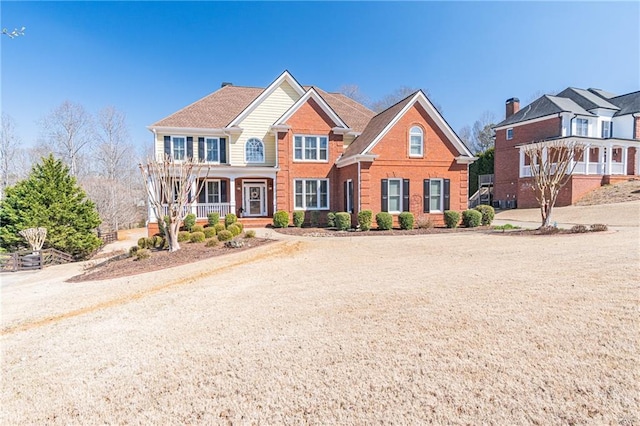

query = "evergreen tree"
[468,148,494,197]
[0,155,101,258]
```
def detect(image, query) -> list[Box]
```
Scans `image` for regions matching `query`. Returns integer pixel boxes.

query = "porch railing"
[521,162,625,178]
[160,203,235,219]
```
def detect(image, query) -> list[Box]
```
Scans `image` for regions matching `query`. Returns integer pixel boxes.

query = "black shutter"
[220,138,227,163]
[344,181,348,212]
[198,180,206,203]
[164,136,171,158]
[402,179,410,212]
[610,121,613,138]
[186,137,193,159]
[443,179,451,211]
[381,179,388,212]
[423,179,430,213]
[198,137,205,161]
[348,180,354,213]
[220,180,228,203]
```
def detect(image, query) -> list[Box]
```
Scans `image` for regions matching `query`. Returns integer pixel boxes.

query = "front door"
[243,182,266,216]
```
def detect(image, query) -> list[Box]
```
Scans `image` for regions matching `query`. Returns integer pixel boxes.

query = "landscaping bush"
[217,230,233,241]
[398,212,415,230]
[135,248,151,260]
[273,210,290,228]
[570,224,589,233]
[203,227,216,239]
[192,225,204,234]
[235,222,244,233]
[184,213,196,232]
[357,210,372,231]
[207,212,220,226]
[376,212,393,230]
[293,210,305,228]
[590,223,608,232]
[415,215,434,229]
[327,212,336,228]
[190,231,206,243]
[227,224,241,237]
[214,223,226,233]
[137,237,147,249]
[128,245,139,256]
[153,235,164,249]
[462,209,482,228]
[244,230,256,238]
[335,212,351,231]
[474,204,495,226]
[224,213,237,227]
[177,231,191,242]
[205,238,218,247]
[310,211,320,227]
[444,211,460,228]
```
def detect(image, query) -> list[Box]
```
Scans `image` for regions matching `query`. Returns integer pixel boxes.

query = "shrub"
[415,215,434,229]
[398,212,414,230]
[273,210,290,228]
[190,231,206,243]
[205,237,219,247]
[358,210,373,231]
[244,230,256,238]
[217,230,233,241]
[153,235,164,249]
[327,212,336,228]
[135,248,151,260]
[235,222,244,233]
[214,223,226,233]
[335,212,351,231]
[444,211,460,228]
[203,227,216,239]
[474,204,495,226]
[128,245,139,256]
[493,223,519,231]
[590,224,608,232]
[293,210,305,228]
[177,231,191,242]
[310,211,320,227]
[570,224,589,233]
[224,213,237,227]
[184,213,196,232]
[462,209,482,228]
[137,237,147,249]
[376,212,393,230]
[192,225,204,234]
[227,224,241,237]
[207,212,220,226]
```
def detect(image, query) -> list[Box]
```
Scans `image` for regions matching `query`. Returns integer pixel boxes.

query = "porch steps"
[238,218,273,228]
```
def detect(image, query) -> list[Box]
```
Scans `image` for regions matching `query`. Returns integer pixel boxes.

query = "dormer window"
[601,121,612,138]
[409,126,424,156]
[575,118,588,137]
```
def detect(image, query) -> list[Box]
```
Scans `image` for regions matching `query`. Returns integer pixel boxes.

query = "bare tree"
[471,111,496,153]
[458,125,473,151]
[338,84,370,106]
[41,101,94,177]
[0,113,20,198]
[370,86,443,114]
[2,26,25,38]
[139,157,211,252]
[522,140,582,227]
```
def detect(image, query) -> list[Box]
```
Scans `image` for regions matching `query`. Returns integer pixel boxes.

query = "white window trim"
[409,126,424,157]
[429,178,444,213]
[293,135,329,162]
[205,137,221,163]
[293,178,330,210]
[575,118,589,137]
[386,178,403,214]
[601,121,611,139]
[204,179,221,204]
[171,135,187,161]
[506,128,513,140]
[245,138,265,164]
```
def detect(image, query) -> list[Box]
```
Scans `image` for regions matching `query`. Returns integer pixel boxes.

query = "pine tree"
[0,155,102,258]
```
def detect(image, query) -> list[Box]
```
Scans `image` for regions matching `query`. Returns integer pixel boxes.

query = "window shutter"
[220,180,228,203]
[423,179,430,213]
[348,180,354,213]
[381,179,388,212]
[198,137,205,161]
[344,181,348,212]
[186,137,193,159]
[220,138,227,163]
[402,179,410,212]
[610,121,613,137]
[198,180,206,203]
[444,179,451,211]
[164,136,171,158]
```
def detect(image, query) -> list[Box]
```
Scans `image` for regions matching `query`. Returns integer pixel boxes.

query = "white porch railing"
[521,162,624,178]
[610,163,625,175]
[160,203,235,219]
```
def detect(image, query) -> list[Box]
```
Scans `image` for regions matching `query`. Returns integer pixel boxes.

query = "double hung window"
[172,136,186,160]
[409,126,423,156]
[575,118,589,137]
[294,136,328,161]
[294,179,329,209]
[206,138,220,162]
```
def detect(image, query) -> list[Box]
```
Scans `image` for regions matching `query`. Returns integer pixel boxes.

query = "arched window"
[409,126,423,157]
[245,138,264,163]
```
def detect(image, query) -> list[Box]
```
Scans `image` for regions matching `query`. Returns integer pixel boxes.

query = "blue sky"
[2,1,639,153]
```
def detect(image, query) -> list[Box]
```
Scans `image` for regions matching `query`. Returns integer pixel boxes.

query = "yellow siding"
[343,133,356,148]
[230,80,300,166]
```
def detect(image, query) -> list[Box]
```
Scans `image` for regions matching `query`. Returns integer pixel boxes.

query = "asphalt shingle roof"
[610,91,640,116]
[557,88,619,111]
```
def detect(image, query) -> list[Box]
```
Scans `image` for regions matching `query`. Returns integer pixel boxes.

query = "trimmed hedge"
[177,231,191,242]
[244,230,256,238]
[327,212,336,228]
[293,210,305,228]
[376,212,393,230]
[474,204,495,226]
[192,225,204,234]
[203,227,216,239]
[184,213,196,232]
[224,213,237,227]
[273,210,290,228]
[235,221,244,233]
[190,231,206,243]
[357,210,372,231]
[205,238,218,247]
[462,209,482,228]
[214,223,226,233]
[135,248,151,260]
[217,230,233,241]
[398,212,414,230]
[207,212,220,226]
[335,212,351,231]
[227,224,241,237]
[444,211,460,228]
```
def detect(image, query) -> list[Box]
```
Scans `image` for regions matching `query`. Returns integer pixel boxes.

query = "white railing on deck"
[521,162,625,178]
[610,163,625,175]
[161,203,235,219]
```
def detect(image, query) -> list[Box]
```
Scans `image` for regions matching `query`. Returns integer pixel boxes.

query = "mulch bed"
[274,226,489,237]
[68,238,274,283]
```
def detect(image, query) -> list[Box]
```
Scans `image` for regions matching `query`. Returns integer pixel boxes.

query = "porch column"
[229,177,236,213]
[598,147,605,174]
[606,142,613,175]
[622,146,628,175]
[584,145,590,175]
[191,179,197,215]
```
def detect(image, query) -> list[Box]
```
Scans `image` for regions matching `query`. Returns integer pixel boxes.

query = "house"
[146,71,475,234]
[492,88,640,209]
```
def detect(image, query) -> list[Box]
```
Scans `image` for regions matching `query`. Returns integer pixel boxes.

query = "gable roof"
[342,90,474,161]
[315,88,375,133]
[495,94,593,128]
[556,87,619,111]
[610,91,640,116]
[276,87,349,129]
[588,88,617,100]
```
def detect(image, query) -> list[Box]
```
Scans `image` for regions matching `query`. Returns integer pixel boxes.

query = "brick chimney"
[505,97,520,118]
[221,82,233,88]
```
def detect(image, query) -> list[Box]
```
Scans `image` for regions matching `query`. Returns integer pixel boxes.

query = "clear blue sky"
[2,1,639,153]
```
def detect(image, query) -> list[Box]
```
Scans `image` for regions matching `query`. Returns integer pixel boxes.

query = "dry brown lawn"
[1,206,638,424]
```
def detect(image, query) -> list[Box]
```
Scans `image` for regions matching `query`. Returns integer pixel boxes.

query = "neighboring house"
[146,71,475,234]
[493,88,640,209]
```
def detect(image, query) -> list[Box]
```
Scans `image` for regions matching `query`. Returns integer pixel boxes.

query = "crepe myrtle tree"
[139,155,211,252]
[522,139,583,228]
